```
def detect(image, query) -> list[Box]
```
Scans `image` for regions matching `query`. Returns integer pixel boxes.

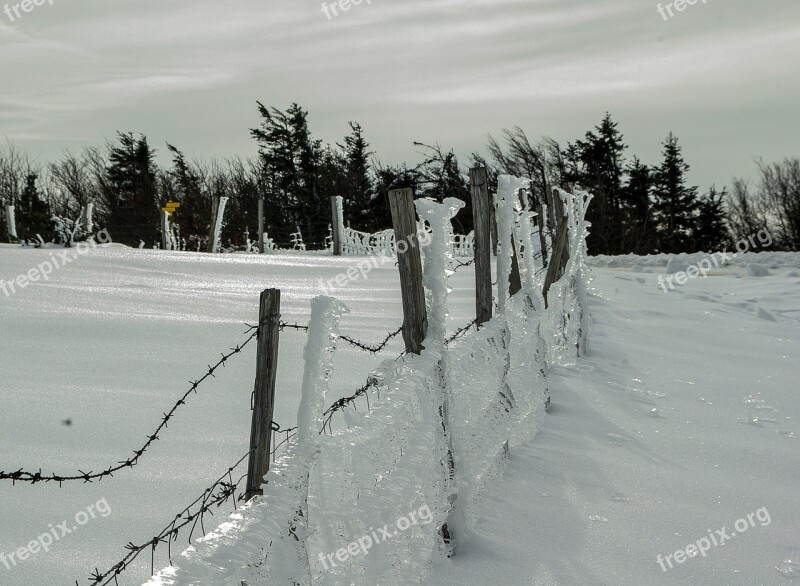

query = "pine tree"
[564,113,627,254]
[414,143,472,234]
[652,133,699,253]
[620,157,656,254]
[18,173,51,242]
[693,186,728,251]
[105,132,159,246]
[338,122,375,231]
[252,103,328,246]
[165,144,210,247]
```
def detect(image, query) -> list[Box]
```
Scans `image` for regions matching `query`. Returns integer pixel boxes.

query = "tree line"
[1,107,797,253]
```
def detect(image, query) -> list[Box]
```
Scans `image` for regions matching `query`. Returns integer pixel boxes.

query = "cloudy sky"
[1,0,798,188]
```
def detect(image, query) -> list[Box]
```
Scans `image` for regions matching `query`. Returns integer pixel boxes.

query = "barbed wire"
[279,320,403,355]
[319,317,480,434]
[1,328,260,486]
[82,426,298,586]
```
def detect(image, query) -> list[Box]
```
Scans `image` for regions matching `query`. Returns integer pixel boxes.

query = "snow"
[1,240,799,585]
[747,262,771,278]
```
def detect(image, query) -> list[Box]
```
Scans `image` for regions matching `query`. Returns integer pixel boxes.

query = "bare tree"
[728,158,800,250]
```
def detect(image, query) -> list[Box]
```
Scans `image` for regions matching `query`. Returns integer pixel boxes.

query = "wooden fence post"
[553,188,571,273]
[245,289,281,501]
[330,196,343,256]
[489,194,499,256]
[388,188,428,354]
[257,198,265,254]
[470,167,493,326]
[542,208,569,308]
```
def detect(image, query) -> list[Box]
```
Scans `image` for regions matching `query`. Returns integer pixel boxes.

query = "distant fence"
[0,169,592,585]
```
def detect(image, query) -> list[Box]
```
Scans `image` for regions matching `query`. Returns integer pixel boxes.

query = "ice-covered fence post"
[544,185,558,242]
[414,196,463,552]
[266,295,348,584]
[514,189,542,308]
[415,197,464,342]
[257,197,265,254]
[470,167,493,326]
[533,188,549,270]
[207,195,219,253]
[389,188,428,354]
[161,210,171,251]
[246,289,281,501]
[330,195,344,256]
[553,187,571,273]
[496,176,530,313]
[298,296,349,441]
[5,205,17,242]
[207,195,228,253]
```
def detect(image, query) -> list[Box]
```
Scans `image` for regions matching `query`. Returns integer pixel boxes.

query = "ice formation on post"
[496,175,532,313]
[414,196,465,343]
[210,196,229,253]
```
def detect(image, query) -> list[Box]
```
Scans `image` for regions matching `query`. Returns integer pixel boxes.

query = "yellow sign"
[165,202,181,209]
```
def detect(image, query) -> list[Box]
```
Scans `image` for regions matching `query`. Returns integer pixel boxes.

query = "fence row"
[142,174,592,585]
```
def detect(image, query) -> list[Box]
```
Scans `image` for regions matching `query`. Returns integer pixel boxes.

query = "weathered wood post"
[245,289,281,501]
[489,194,499,256]
[542,208,570,309]
[257,197,265,254]
[470,167,493,326]
[388,188,428,354]
[553,187,571,273]
[330,195,343,256]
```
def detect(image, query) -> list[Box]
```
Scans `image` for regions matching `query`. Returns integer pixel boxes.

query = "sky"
[1,0,798,190]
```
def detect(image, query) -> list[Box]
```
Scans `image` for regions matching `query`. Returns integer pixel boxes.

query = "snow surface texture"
[146,188,592,584]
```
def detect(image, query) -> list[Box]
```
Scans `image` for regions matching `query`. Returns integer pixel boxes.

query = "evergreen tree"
[693,186,729,251]
[563,113,626,254]
[165,144,209,246]
[251,103,326,246]
[652,133,699,252]
[620,157,656,254]
[18,173,51,242]
[338,122,375,231]
[414,143,472,234]
[104,132,159,246]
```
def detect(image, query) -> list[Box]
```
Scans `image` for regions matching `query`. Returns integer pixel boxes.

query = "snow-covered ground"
[1,244,799,585]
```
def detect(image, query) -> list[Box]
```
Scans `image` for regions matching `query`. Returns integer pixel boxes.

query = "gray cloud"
[1,0,798,187]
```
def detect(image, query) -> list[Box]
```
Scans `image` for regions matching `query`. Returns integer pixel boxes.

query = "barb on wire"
[445,318,479,345]
[450,258,474,272]
[2,327,260,486]
[339,327,402,353]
